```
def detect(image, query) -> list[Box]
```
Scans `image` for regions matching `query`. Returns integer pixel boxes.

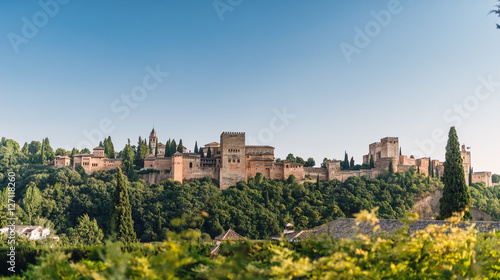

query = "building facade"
[72,147,122,174]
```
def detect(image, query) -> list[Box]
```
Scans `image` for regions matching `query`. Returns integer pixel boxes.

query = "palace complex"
[54,129,492,189]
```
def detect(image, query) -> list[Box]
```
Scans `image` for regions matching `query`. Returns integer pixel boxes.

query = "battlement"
[221,132,245,136]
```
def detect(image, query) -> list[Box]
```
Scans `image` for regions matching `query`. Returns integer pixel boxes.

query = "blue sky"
[1,0,500,173]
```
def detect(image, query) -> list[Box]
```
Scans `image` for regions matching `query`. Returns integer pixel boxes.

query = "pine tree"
[207,147,212,158]
[438,127,472,221]
[350,157,355,168]
[194,141,199,154]
[177,139,183,153]
[109,167,137,243]
[369,155,374,168]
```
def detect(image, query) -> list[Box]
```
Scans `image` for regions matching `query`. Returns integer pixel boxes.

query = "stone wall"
[219,132,247,190]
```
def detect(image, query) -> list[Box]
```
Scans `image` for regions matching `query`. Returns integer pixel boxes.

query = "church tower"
[149,128,158,155]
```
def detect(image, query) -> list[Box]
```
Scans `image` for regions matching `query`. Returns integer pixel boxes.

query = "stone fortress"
[138,130,493,189]
[54,129,492,189]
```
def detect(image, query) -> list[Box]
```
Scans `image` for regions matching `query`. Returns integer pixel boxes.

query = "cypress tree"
[109,167,137,243]
[389,161,394,175]
[349,157,354,168]
[207,147,212,158]
[399,147,402,156]
[343,151,349,170]
[369,155,374,168]
[438,127,472,221]
[170,139,177,155]
[155,143,158,157]
[194,141,199,154]
[40,138,45,164]
[469,166,473,186]
[165,139,171,157]
[177,139,183,153]
[200,147,204,158]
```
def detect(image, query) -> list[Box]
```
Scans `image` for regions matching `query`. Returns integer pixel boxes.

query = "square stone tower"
[219,132,246,190]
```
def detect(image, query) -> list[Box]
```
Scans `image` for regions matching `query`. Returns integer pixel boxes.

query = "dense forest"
[0,137,446,243]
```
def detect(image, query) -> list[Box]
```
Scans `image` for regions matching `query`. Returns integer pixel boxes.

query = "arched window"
[189,162,193,168]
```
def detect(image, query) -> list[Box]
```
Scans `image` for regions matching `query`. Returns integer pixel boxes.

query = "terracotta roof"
[214,229,245,241]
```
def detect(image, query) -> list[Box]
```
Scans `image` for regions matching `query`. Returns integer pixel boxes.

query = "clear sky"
[1,0,500,173]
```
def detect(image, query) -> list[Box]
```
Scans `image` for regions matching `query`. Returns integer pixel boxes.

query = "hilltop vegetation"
[0,137,442,243]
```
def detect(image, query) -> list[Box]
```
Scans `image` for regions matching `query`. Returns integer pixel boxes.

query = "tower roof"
[150,128,157,138]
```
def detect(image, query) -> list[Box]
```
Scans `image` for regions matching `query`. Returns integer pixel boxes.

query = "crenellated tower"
[219,132,246,190]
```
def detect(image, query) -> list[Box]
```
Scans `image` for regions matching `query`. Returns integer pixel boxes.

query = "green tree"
[68,214,104,246]
[389,161,394,175]
[170,139,177,156]
[81,148,91,154]
[23,183,42,223]
[438,127,472,221]
[164,139,171,157]
[399,147,402,156]
[321,158,329,168]
[121,139,135,175]
[469,166,473,186]
[40,137,54,164]
[135,136,150,167]
[199,147,204,158]
[177,139,184,153]
[21,142,29,155]
[304,157,315,167]
[369,155,374,168]
[492,174,500,183]
[109,167,137,243]
[155,143,158,156]
[55,148,68,156]
[350,157,355,169]
[286,153,295,163]
[104,136,116,159]
[207,147,212,158]
[28,141,42,163]
[69,148,79,165]
[343,152,349,170]
[194,141,199,154]
[295,156,305,165]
